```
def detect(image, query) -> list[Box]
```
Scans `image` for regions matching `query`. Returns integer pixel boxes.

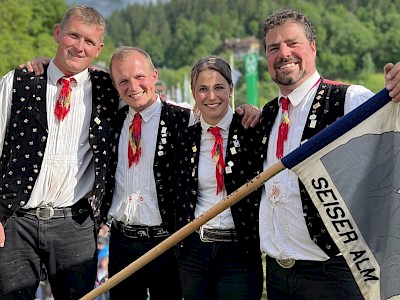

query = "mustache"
[274,58,301,69]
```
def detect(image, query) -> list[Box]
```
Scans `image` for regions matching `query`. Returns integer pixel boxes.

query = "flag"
[80,89,399,300]
[281,88,400,300]
[244,52,258,106]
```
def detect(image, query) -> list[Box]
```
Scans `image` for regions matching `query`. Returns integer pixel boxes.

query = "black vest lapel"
[300,79,349,256]
[0,68,48,219]
[261,80,349,256]
[153,102,190,232]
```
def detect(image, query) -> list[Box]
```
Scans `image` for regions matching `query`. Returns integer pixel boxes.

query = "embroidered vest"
[175,115,268,258]
[261,79,348,256]
[101,101,190,232]
[224,116,267,257]
[0,67,119,222]
[154,103,190,232]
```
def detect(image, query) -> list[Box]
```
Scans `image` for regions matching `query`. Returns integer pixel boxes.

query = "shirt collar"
[47,60,90,86]
[200,106,233,132]
[128,96,162,123]
[279,71,321,108]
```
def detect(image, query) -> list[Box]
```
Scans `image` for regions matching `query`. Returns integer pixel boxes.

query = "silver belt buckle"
[138,227,150,238]
[276,258,295,268]
[198,226,212,243]
[35,207,55,220]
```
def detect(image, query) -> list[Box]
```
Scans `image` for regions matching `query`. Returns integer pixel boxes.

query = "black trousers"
[0,211,97,300]
[108,223,181,300]
[266,254,363,300]
[178,233,263,300]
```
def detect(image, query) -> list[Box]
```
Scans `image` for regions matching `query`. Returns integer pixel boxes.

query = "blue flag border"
[281,88,391,169]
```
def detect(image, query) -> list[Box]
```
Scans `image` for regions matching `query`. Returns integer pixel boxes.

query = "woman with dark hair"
[175,55,267,299]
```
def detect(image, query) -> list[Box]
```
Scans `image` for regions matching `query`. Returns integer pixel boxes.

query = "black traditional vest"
[101,101,191,233]
[175,114,268,258]
[261,79,349,257]
[0,67,119,223]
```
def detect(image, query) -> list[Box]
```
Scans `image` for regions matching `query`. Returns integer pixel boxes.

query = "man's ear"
[53,24,62,43]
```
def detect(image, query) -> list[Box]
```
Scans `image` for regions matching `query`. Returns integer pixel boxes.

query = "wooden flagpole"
[80,161,285,300]
[81,87,392,299]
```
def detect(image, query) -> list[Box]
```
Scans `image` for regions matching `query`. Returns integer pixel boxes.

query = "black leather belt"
[113,221,170,239]
[196,227,238,243]
[17,206,89,221]
[267,253,344,269]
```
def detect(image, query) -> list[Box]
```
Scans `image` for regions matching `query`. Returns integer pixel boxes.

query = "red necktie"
[276,97,290,159]
[208,127,225,195]
[55,77,75,121]
[128,113,142,167]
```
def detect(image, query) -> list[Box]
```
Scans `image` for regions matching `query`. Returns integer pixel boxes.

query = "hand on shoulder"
[384,62,400,102]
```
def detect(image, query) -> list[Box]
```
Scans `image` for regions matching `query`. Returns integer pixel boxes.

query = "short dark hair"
[262,8,316,49]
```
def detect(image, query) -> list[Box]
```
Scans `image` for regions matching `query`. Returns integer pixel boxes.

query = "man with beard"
[258,8,400,299]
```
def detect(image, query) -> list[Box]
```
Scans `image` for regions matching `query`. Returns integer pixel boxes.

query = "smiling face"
[192,69,232,125]
[53,16,104,76]
[265,21,317,95]
[110,51,158,112]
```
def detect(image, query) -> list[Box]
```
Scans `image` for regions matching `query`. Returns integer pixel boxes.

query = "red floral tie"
[55,77,75,121]
[276,97,290,159]
[128,113,142,167]
[208,127,225,195]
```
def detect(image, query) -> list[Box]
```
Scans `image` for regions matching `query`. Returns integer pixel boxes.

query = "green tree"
[0,0,67,76]
[107,15,133,47]
[3,0,399,100]
[361,53,376,74]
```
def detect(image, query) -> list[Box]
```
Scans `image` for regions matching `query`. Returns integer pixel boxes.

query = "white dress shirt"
[0,60,94,208]
[259,71,374,260]
[109,98,196,225]
[195,108,235,230]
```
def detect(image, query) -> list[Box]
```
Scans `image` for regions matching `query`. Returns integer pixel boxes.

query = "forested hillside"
[1,0,399,106]
[107,0,400,74]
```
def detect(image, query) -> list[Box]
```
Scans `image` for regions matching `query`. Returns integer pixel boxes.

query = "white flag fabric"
[282,89,400,300]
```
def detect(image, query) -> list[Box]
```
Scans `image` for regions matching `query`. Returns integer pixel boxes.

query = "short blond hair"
[60,6,106,41]
[109,46,155,83]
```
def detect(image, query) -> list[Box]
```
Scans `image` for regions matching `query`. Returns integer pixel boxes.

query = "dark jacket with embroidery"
[261,79,349,257]
[101,101,191,233]
[0,67,120,223]
[175,114,268,259]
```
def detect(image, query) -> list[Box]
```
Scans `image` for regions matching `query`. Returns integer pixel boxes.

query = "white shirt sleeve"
[344,84,375,114]
[0,70,15,156]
